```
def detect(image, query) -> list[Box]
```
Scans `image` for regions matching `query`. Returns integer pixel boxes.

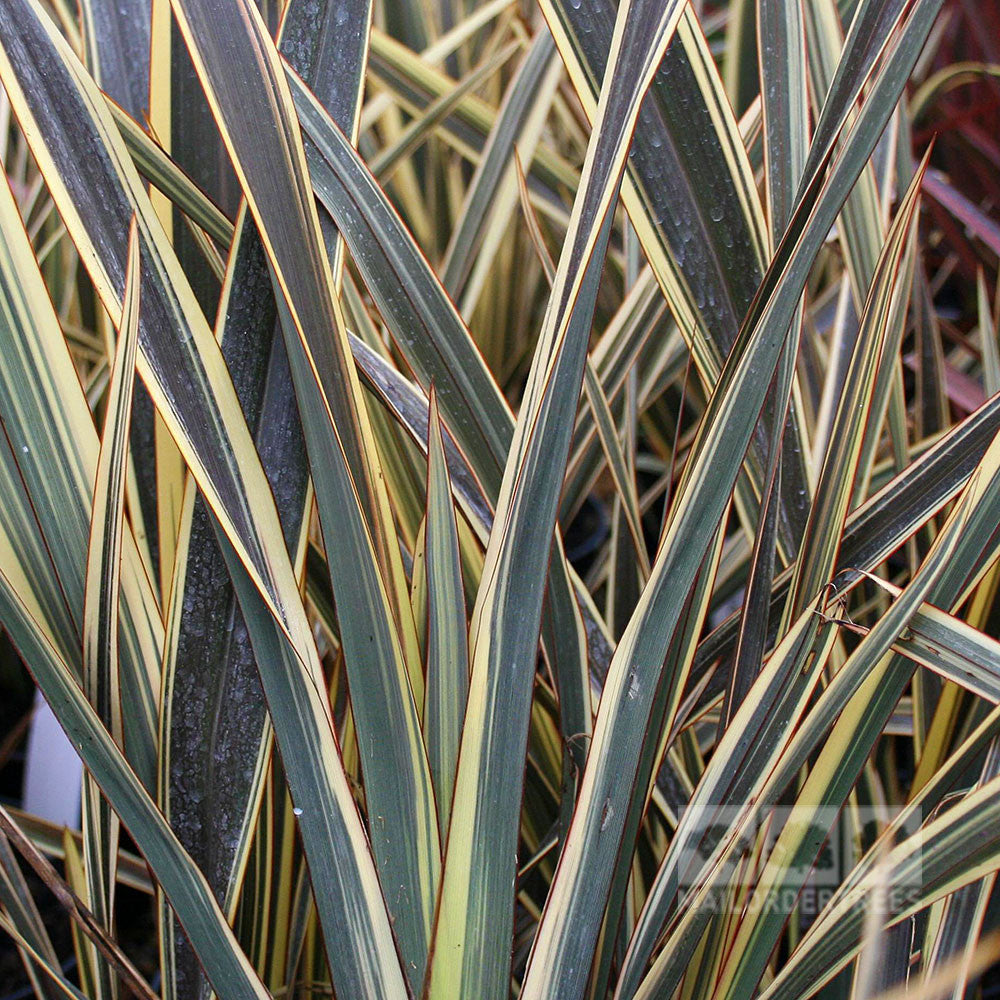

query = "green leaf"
[867,576,1000,704]
[0,0,296,647]
[291,69,512,493]
[439,28,561,312]
[168,0,444,981]
[0,7,409,995]
[758,0,809,239]
[617,599,839,997]
[561,269,684,524]
[582,360,650,578]
[783,156,922,622]
[704,413,1000,1000]
[760,768,1000,1000]
[292,63,602,805]
[0,149,160,788]
[630,486,966,1000]
[0,561,273,1000]
[158,0,368,991]
[108,102,235,247]
[423,388,470,835]
[693,385,1000,692]
[366,26,578,196]
[81,217,141,1000]
[370,42,518,184]
[540,0,813,554]
[428,1,688,995]
[523,2,945,992]
[910,741,1000,1000]
[157,206,299,1000]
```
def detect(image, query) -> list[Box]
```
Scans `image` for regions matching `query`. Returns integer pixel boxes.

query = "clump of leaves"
[1,0,1000,998]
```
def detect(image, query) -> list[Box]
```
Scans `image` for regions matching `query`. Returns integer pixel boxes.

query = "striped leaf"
[0,153,161,787]
[0,6,410,995]
[80,218,141,1000]
[158,0,369,992]
[522,3,945,993]
[423,388,470,835]
[0,561,273,1000]
[428,1,688,995]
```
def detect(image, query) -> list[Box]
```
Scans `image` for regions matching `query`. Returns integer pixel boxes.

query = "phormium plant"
[1,0,1000,998]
